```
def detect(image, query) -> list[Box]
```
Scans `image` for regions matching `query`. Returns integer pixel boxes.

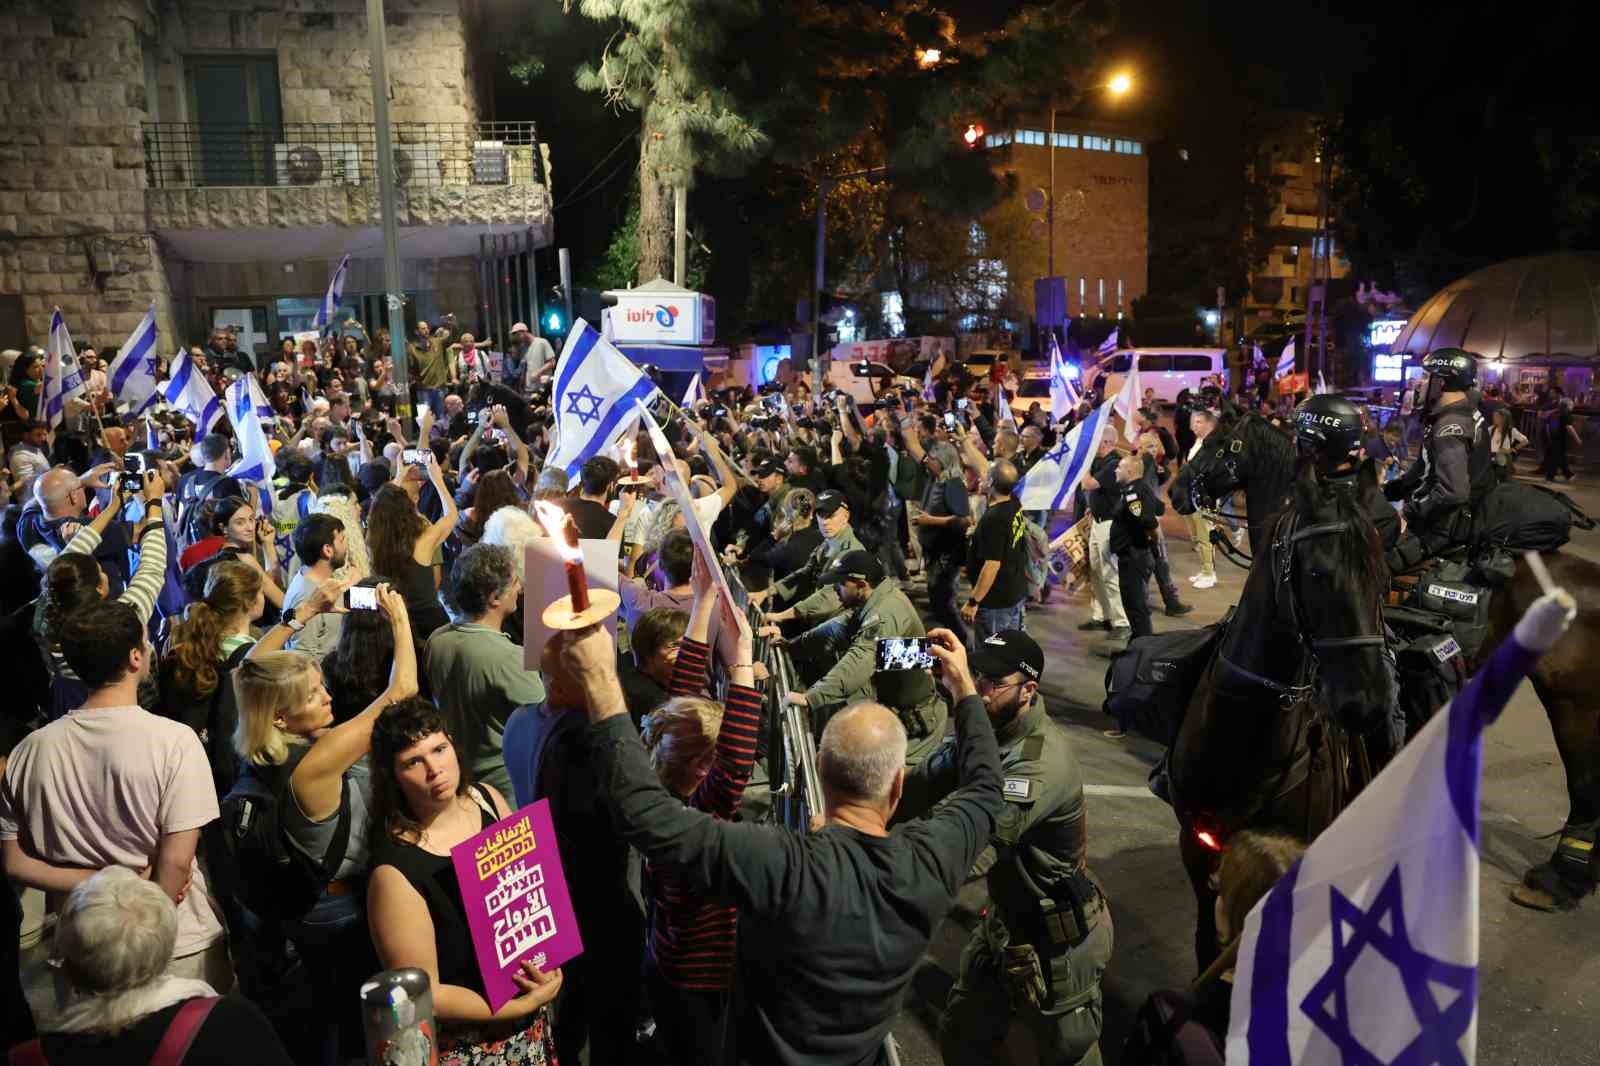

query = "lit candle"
[534,502,589,613]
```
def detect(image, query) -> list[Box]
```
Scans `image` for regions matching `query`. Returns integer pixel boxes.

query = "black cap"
[970,629,1044,683]
[819,549,883,585]
[815,489,849,517]
[753,458,784,478]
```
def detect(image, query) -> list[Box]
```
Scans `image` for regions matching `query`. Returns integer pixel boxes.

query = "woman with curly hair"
[367,698,561,1065]
[158,560,264,795]
[321,578,396,725]
[366,452,455,648]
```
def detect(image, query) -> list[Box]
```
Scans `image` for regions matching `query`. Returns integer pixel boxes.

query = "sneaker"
[1187,573,1203,583]
[1192,575,1217,589]
[1165,602,1194,617]
[1078,619,1112,632]
[1231,527,1247,550]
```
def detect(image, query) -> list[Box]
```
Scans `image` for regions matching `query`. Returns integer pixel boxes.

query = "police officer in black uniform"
[1109,453,1164,643]
[1383,348,1494,572]
[1292,392,1400,548]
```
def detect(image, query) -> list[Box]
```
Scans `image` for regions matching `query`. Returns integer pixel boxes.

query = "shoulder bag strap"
[150,996,221,1066]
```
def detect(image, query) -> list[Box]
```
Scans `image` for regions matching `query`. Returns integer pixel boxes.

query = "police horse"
[1165,430,1393,965]
[1171,410,1600,965]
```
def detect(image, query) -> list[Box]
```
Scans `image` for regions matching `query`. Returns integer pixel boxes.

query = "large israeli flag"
[40,309,87,429]
[1275,337,1298,379]
[1227,595,1571,1066]
[224,376,276,490]
[314,252,350,331]
[163,351,224,435]
[104,304,161,415]
[1018,397,1113,512]
[544,319,662,480]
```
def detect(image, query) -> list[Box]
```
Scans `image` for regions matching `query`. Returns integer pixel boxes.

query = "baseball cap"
[753,458,784,478]
[819,549,883,586]
[815,489,849,517]
[511,322,530,334]
[970,630,1044,683]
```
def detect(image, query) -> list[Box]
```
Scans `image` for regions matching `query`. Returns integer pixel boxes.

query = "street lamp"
[917,48,942,68]
[1048,72,1134,279]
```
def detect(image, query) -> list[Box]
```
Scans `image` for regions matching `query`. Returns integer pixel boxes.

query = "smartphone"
[957,398,969,410]
[943,412,957,430]
[875,637,936,672]
[402,448,428,466]
[345,586,380,611]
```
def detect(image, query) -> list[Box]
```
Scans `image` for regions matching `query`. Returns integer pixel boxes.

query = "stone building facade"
[0,0,550,359]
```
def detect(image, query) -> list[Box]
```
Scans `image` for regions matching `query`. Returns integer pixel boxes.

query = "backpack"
[218,745,351,923]
[1103,611,1232,744]
[1018,515,1050,597]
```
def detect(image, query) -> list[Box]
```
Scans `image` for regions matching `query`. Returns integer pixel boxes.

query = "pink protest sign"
[449,799,584,1012]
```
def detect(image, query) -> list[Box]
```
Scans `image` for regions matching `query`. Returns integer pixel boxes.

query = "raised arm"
[412,453,460,564]
[290,587,416,821]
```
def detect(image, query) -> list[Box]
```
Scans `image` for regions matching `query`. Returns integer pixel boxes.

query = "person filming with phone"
[756,549,948,767]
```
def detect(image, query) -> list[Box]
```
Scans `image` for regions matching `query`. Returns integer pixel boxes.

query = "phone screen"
[402,448,428,466]
[876,637,935,672]
[943,413,957,429]
[957,398,969,410]
[345,586,379,611]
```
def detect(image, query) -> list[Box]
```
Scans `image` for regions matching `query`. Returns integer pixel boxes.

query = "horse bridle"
[1274,512,1388,661]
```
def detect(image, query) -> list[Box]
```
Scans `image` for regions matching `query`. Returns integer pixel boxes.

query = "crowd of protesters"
[0,315,1330,1066]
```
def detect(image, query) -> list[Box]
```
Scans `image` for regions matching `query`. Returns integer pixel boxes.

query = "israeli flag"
[921,360,938,403]
[242,372,275,422]
[544,319,662,480]
[1049,335,1080,417]
[1316,370,1330,395]
[40,309,87,429]
[682,372,704,408]
[163,351,224,435]
[105,304,162,415]
[1113,344,1142,442]
[1096,327,1120,357]
[1018,397,1114,512]
[1227,599,1565,1066]
[225,376,276,490]
[1275,337,1297,379]
[314,252,350,332]
[996,385,1015,426]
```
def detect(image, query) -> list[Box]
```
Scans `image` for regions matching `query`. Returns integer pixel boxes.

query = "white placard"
[521,538,622,670]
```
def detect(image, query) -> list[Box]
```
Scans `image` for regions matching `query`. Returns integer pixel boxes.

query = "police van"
[1083,348,1227,406]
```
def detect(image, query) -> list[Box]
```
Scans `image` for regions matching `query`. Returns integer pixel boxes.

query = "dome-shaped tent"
[1391,252,1600,365]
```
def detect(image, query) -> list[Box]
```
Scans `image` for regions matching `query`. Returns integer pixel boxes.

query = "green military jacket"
[772,526,865,622]
[786,579,945,746]
[901,696,1090,904]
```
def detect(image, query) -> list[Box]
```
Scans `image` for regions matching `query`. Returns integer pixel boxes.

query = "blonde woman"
[636,551,760,1062]
[233,582,416,1064]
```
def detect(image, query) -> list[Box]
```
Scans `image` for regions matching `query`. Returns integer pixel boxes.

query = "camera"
[345,586,379,611]
[707,405,729,419]
[750,414,778,430]
[757,380,784,396]
[402,448,429,466]
[119,452,148,496]
[875,637,936,672]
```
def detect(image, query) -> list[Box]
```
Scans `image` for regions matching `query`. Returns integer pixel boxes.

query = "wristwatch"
[282,616,306,634]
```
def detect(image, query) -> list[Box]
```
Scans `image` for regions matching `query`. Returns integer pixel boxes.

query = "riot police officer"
[900,630,1112,1066]
[1383,348,1494,572]
[1292,392,1400,548]
[750,489,864,620]
[1109,454,1164,642]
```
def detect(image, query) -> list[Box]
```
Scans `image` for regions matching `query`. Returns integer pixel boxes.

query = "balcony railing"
[142,121,544,191]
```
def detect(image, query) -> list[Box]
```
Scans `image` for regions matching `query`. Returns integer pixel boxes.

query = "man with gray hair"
[18,464,126,583]
[567,622,1002,1065]
[427,543,546,796]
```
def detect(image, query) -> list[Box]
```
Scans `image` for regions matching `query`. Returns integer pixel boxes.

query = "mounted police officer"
[901,630,1112,1066]
[1382,348,1494,572]
[1292,392,1400,548]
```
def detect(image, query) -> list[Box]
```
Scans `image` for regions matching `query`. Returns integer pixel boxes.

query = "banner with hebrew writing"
[450,799,584,1012]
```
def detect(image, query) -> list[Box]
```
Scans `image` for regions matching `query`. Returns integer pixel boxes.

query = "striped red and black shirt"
[644,636,762,991]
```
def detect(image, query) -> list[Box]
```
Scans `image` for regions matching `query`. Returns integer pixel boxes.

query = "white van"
[1084,348,1227,406]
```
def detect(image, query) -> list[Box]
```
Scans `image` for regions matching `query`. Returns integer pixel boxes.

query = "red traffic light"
[963,123,985,147]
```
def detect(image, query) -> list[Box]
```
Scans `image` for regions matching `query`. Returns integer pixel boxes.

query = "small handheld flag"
[682,372,704,408]
[225,376,276,490]
[1096,328,1120,358]
[1275,338,1298,380]
[1113,349,1142,443]
[314,252,350,332]
[105,304,161,415]
[40,309,87,429]
[162,351,224,435]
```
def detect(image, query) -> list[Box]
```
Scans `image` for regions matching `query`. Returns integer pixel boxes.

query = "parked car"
[1084,348,1227,406]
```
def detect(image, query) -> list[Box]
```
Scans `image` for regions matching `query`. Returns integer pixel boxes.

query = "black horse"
[1170,459,1393,965]
[1174,422,1600,916]
[1169,410,1295,559]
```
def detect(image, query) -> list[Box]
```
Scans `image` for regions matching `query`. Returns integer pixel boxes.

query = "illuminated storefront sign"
[1367,319,1406,348]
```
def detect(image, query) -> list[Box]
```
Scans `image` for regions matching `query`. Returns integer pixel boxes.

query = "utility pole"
[366,0,409,415]
[673,186,688,286]
[1048,108,1057,278]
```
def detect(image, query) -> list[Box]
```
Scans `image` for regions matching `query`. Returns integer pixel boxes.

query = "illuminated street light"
[1108,71,1133,96]
[963,123,984,147]
[917,48,942,68]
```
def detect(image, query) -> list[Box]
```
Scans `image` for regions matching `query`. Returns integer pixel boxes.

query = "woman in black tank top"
[366,443,457,648]
[366,698,561,1065]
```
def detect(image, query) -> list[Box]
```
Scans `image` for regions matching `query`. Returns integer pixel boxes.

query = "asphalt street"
[889,467,1600,1066]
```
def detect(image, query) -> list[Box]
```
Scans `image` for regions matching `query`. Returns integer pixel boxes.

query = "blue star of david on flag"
[564,383,605,426]
[1017,396,1114,512]
[1227,610,1558,1066]
[1301,870,1475,1065]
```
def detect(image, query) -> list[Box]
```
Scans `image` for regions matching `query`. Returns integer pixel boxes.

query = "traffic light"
[542,285,567,337]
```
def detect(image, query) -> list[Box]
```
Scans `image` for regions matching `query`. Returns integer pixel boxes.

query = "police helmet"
[1293,393,1363,463]
[1421,348,1479,391]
